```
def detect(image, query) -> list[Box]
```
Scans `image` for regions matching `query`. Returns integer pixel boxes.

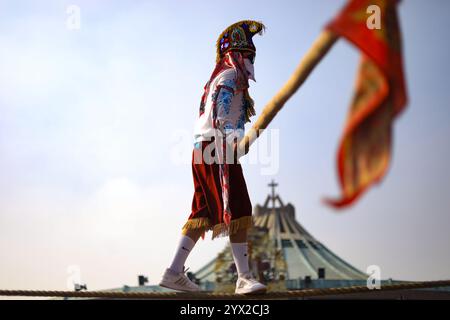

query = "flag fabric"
[325,0,408,208]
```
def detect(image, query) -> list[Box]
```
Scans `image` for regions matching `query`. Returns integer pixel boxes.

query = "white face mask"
[244,58,256,82]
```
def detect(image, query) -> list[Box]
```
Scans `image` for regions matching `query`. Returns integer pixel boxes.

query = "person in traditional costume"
[159,20,266,294]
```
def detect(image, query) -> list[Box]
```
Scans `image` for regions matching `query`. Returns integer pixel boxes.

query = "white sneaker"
[159,267,201,292]
[235,273,267,295]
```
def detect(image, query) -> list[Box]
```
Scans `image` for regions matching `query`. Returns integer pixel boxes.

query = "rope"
[1,280,449,299]
[237,30,338,156]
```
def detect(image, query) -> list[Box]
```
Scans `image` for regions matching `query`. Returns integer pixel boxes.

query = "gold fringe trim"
[216,20,266,63]
[181,217,211,233]
[181,216,253,240]
[244,90,256,123]
[212,216,253,240]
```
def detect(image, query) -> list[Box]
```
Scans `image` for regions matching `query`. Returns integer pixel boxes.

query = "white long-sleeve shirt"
[192,68,251,225]
[193,69,247,146]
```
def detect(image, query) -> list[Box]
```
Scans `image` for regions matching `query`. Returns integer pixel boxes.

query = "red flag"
[325,0,408,208]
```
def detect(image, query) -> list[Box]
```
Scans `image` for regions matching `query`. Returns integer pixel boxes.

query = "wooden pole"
[238,30,339,156]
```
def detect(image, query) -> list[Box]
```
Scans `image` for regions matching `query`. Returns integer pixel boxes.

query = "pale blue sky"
[0,0,449,291]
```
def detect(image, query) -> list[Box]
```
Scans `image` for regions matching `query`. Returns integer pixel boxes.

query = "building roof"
[194,180,367,288]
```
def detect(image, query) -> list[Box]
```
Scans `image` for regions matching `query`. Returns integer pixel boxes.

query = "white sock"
[230,242,250,277]
[169,235,196,273]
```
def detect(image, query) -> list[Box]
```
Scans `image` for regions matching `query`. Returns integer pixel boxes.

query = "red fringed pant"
[182,140,253,240]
